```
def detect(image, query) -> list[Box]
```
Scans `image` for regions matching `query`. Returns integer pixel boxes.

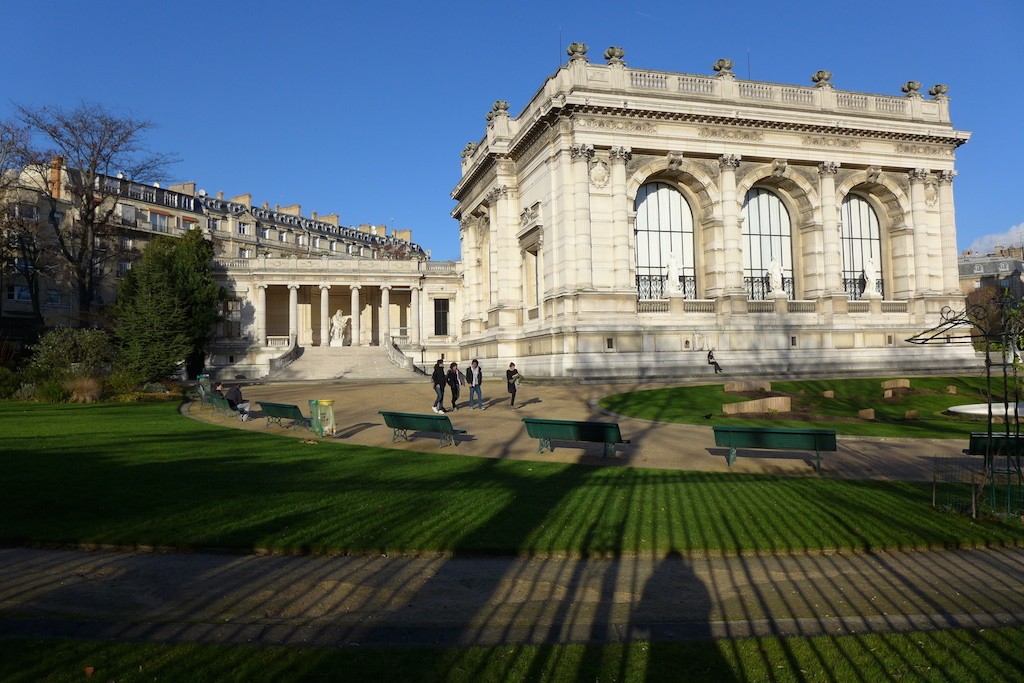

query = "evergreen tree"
[115,231,221,383]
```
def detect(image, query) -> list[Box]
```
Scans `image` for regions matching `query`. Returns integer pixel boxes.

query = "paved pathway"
[195,378,971,481]
[2,546,1022,648]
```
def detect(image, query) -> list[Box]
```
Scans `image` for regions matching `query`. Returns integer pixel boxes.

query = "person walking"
[446,361,464,411]
[431,359,447,413]
[506,362,521,409]
[466,359,485,410]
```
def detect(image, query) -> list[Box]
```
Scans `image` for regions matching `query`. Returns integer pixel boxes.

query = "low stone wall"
[723,396,791,415]
[881,379,910,390]
[724,381,772,393]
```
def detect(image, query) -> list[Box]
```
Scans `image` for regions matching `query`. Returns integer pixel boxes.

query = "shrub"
[0,367,19,398]
[104,370,141,396]
[13,383,35,400]
[37,382,69,403]
[29,328,113,382]
[64,376,102,404]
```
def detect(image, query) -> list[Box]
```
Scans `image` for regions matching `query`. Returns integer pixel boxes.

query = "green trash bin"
[309,400,323,436]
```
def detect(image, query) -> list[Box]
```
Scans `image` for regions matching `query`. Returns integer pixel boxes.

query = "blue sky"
[1,0,1020,261]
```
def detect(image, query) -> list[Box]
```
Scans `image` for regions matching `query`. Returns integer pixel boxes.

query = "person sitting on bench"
[216,382,251,421]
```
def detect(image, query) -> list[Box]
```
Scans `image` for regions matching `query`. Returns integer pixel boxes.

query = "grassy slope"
[2,401,1022,555]
[3,627,1024,682]
[599,376,1012,437]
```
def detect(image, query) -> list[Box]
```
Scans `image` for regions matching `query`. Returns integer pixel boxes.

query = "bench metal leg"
[392,427,410,443]
[814,450,821,474]
[727,445,737,469]
[537,437,552,454]
[603,442,615,458]
[440,433,454,448]
[266,416,283,427]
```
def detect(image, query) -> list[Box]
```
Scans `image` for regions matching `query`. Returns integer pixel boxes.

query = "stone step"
[270,345,417,382]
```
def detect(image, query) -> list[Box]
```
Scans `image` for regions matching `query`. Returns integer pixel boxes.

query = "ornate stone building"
[450,45,975,378]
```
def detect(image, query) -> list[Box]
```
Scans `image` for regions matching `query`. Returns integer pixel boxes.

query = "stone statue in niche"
[665,252,682,295]
[767,259,784,294]
[863,258,879,297]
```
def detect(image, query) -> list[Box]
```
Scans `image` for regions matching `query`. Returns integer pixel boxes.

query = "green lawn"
[4,627,1024,682]
[2,400,1022,555]
[599,375,1013,438]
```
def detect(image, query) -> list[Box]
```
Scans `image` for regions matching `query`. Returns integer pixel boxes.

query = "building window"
[151,213,169,233]
[237,222,249,236]
[634,182,696,299]
[524,247,539,309]
[119,235,133,251]
[209,218,221,231]
[238,247,252,258]
[330,241,337,252]
[116,260,132,278]
[741,188,794,300]
[433,298,449,336]
[279,231,288,243]
[9,203,39,220]
[6,285,31,302]
[840,194,884,299]
[258,225,270,239]
[46,289,61,305]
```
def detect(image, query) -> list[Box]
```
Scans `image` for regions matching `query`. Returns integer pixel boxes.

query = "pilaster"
[818,162,841,295]
[909,168,932,296]
[937,170,961,295]
[719,154,745,296]
[610,146,632,288]
[571,143,595,289]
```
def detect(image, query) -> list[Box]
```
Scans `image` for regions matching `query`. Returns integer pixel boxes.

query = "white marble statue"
[665,251,682,295]
[863,258,878,295]
[767,259,783,293]
[330,309,351,346]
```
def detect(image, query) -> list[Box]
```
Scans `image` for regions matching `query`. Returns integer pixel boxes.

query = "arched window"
[840,194,883,299]
[634,182,695,299]
[741,188,793,299]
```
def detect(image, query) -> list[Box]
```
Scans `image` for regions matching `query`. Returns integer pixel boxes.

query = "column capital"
[570,143,595,160]
[380,284,392,291]
[350,283,361,291]
[318,283,331,291]
[908,168,930,182]
[287,283,300,291]
[609,145,632,162]
[817,161,840,176]
[256,282,268,291]
[938,169,957,184]
[485,185,508,203]
[718,154,741,169]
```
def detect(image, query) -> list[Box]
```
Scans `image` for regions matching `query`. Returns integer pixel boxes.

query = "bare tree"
[13,103,175,324]
[0,120,30,321]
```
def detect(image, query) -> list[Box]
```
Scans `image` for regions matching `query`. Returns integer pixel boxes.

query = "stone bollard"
[946,385,957,395]
[881,379,911,390]
[858,408,875,420]
[823,390,834,399]
[884,389,893,399]
[905,410,919,420]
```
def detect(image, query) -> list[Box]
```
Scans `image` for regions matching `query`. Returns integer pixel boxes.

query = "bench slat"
[379,411,466,447]
[522,418,629,458]
[712,425,836,473]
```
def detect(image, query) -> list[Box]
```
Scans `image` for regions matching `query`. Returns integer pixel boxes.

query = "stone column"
[818,162,841,295]
[380,285,391,342]
[318,284,330,347]
[610,146,632,288]
[410,285,421,346]
[256,283,267,346]
[287,284,299,344]
[937,170,960,294]
[909,168,931,296]
[571,143,595,288]
[350,284,361,346]
[719,154,745,296]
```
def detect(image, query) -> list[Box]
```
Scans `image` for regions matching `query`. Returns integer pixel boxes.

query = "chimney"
[49,156,64,200]
[217,191,224,200]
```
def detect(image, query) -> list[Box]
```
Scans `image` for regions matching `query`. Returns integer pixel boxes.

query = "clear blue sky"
[2,0,1020,261]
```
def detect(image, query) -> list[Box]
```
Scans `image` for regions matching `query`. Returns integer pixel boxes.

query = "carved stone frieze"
[574,117,657,134]
[893,143,953,158]
[801,134,861,150]
[589,159,610,188]
[520,203,540,227]
[698,126,764,142]
[908,168,930,182]
[925,180,938,206]
[486,185,508,203]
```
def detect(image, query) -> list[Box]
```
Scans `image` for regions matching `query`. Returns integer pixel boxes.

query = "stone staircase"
[268,345,420,382]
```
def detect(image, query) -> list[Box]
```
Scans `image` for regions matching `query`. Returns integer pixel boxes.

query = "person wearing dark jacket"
[506,362,521,409]
[446,362,464,411]
[465,359,484,410]
[215,381,251,421]
[431,359,447,413]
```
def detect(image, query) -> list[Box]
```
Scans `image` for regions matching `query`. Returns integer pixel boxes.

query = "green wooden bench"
[210,394,237,416]
[963,432,1024,458]
[712,425,837,473]
[256,401,311,429]
[378,411,467,447]
[522,418,630,458]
